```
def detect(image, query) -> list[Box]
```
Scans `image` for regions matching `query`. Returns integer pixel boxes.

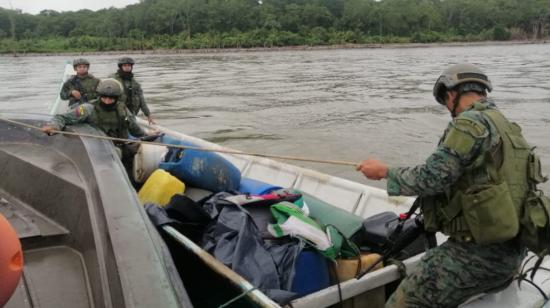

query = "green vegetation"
[0,0,548,53]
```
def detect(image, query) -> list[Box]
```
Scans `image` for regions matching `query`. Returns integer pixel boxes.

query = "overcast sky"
[0,0,140,15]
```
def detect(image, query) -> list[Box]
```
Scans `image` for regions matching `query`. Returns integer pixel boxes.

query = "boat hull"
[0,114,192,308]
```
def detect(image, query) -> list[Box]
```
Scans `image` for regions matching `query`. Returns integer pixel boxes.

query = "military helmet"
[96,78,123,98]
[433,63,492,105]
[117,57,135,67]
[73,58,90,67]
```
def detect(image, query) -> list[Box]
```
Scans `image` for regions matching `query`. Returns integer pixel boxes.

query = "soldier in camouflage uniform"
[60,58,100,107]
[43,79,153,171]
[357,64,528,307]
[111,57,155,125]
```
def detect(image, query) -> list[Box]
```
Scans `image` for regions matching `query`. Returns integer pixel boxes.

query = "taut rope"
[0,117,359,167]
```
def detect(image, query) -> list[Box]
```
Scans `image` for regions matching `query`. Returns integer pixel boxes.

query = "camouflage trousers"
[386,238,524,308]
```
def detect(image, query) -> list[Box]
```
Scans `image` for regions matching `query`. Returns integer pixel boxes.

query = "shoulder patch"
[443,118,488,156]
[452,118,488,138]
[74,104,94,117]
[75,105,85,117]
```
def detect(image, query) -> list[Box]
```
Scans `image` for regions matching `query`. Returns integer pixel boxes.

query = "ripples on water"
[1,43,549,190]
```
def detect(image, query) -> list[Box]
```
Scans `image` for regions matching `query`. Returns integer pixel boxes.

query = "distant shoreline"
[1,39,547,57]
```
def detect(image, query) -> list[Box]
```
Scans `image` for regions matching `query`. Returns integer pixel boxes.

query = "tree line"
[0,0,549,53]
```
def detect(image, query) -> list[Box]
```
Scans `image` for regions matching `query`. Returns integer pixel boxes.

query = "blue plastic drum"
[238,177,282,195]
[291,250,330,297]
[159,135,241,193]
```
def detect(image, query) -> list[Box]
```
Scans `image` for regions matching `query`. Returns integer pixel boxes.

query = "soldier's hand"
[41,126,57,136]
[356,159,388,180]
[71,90,81,99]
[147,116,156,125]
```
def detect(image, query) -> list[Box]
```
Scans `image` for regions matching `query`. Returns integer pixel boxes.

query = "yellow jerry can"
[138,169,185,206]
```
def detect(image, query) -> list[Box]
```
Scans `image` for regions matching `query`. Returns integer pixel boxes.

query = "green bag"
[521,190,550,255]
[268,201,359,260]
[521,151,550,255]
[301,192,364,239]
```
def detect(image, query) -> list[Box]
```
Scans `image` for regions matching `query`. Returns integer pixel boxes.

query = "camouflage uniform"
[385,99,525,308]
[48,99,145,140]
[111,71,151,117]
[60,74,100,107]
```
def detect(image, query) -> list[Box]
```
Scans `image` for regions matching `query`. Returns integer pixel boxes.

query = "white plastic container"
[133,144,168,183]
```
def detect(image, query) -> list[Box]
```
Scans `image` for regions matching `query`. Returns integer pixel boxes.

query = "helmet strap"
[450,92,462,118]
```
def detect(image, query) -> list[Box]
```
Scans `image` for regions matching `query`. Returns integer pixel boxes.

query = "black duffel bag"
[352,211,432,260]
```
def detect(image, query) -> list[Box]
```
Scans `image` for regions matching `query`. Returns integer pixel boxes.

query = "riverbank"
[1,39,547,57]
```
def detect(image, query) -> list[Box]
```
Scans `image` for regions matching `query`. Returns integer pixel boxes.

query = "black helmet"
[73,58,90,68]
[96,78,123,98]
[117,57,135,68]
[433,63,492,105]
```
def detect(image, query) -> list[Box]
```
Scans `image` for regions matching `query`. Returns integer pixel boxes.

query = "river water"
[1,43,549,190]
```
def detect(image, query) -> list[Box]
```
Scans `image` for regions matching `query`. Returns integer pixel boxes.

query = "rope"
[0,116,360,167]
[217,287,257,308]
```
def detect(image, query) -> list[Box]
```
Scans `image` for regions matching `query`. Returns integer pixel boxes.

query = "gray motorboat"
[0,113,192,308]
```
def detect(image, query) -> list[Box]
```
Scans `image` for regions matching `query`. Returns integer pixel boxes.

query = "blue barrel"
[159,135,241,193]
[238,177,282,195]
[291,250,330,297]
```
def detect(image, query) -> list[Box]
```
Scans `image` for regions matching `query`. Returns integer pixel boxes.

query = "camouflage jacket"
[386,99,502,197]
[60,74,100,107]
[111,71,151,117]
[49,99,145,139]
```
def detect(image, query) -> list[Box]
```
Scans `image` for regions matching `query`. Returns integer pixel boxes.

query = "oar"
[0,117,360,167]
[162,225,280,308]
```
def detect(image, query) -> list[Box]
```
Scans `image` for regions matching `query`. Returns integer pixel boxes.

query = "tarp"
[145,192,304,305]
[201,192,304,304]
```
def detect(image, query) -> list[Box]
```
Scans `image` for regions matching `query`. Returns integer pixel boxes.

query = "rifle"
[139,133,163,142]
[71,76,88,104]
[355,198,436,279]
[124,81,134,106]
[120,133,164,147]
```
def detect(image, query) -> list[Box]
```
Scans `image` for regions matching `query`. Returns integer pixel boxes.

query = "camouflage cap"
[433,63,492,105]
[96,78,123,98]
[73,58,90,67]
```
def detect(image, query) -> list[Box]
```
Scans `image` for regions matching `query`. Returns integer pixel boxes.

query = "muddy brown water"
[1,43,549,191]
